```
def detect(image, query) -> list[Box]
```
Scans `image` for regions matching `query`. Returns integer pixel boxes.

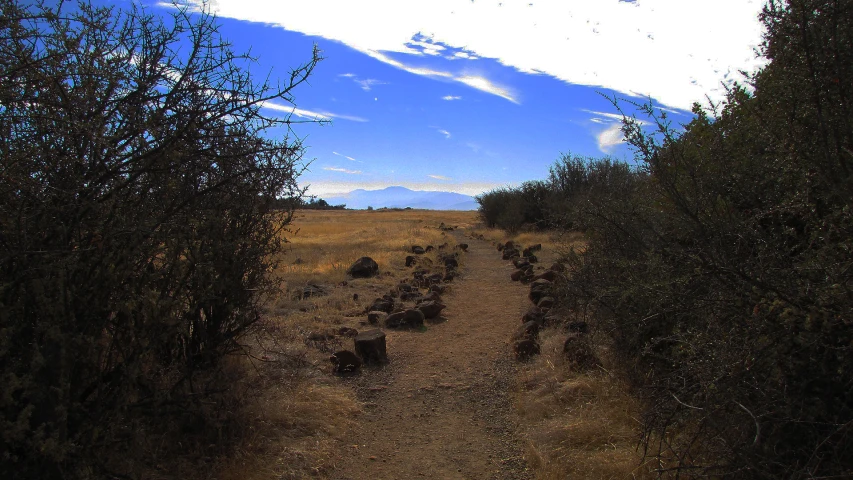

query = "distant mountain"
[321,186,478,211]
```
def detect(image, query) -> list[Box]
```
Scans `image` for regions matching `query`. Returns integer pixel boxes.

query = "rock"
[566,321,589,334]
[438,242,449,250]
[425,245,435,252]
[355,329,388,364]
[496,243,504,251]
[367,311,387,325]
[525,254,538,263]
[522,306,545,325]
[338,327,359,337]
[430,284,447,294]
[347,257,379,278]
[513,257,530,269]
[550,262,566,272]
[368,298,394,313]
[455,243,469,251]
[411,245,426,255]
[443,270,459,282]
[502,248,520,260]
[504,241,516,250]
[514,320,540,340]
[533,270,556,282]
[330,350,362,373]
[529,279,553,304]
[299,283,328,299]
[510,269,526,281]
[417,300,446,319]
[385,309,425,328]
[444,256,459,270]
[513,339,540,360]
[537,296,556,310]
[563,334,599,370]
[405,255,416,267]
[419,291,442,303]
[400,291,423,302]
[397,282,414,293]
[530,243,542,251]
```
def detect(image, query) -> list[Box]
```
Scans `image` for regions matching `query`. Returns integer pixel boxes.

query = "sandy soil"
[330,230,534,480]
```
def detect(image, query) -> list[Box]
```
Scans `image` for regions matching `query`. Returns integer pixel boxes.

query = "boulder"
[397,282,414,293]
[400,291,423,302]
[330,350,362,373]
[411,245,426,255]
[550,262,566,272]
[529,279,553,304]
[510,269,526,281]
[368,298,394,313]
[367,311,387,325]
[419,291,442,303]
[417,300,446,319]
[513,339,540,360]
[425,245,435,252]
[502,248,520,260]
[522,306,545,325]
[430,284,447,294]
[385,309,425,328]
[537,296,556,310]
[405,255,416,267]
[347,257,379,278]
[533,270,556,282]
[338,327,359,337]
[566,321,589,334]
[512,257,530,269]
[504,241,516,250]
[455,243,469,251]
[354,329,387,364]
[514,320,540,341]
[299,283,329,299]
[563,333,599,370]
[525,254,538,263]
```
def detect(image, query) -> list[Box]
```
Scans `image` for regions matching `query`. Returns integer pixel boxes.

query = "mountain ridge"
[321,186,478,211]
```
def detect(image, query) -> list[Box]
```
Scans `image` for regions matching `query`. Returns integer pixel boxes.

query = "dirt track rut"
[332,230,534,480]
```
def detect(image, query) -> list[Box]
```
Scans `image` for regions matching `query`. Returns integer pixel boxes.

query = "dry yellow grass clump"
[471,225,649,479]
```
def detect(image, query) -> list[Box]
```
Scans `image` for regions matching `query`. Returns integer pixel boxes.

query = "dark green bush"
[559,0,853,476]
[0,1,317,477]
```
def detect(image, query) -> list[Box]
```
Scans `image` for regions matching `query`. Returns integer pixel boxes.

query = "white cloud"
[332,151,361,162]
[428,174,452,180]
[597,123,625,153]
[442,95,462,101]
[436,129,451,139]
[338,72,357,78]
[355,78,386,91]
[176,0,766,110]
[323,166,363,175]
[262,101,369,123]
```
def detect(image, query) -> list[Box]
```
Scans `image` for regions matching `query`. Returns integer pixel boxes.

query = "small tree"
[0,0,319,477]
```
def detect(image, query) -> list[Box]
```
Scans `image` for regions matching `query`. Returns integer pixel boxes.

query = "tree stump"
[354,329,388,364]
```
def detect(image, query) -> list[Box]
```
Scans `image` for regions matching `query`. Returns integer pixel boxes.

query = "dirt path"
[332,230,534,480]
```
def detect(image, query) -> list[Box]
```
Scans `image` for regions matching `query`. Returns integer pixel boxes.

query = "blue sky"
[123,0,765,197]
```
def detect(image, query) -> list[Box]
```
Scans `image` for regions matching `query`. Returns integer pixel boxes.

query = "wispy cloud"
[323,166,363,175]
[442,95,462,101]
[181,0,766,110]
[582,109,651,153]
[436,129,451,139]
[338,73,357,78]
[332,151,361,163]
[262,101,369,123]
[355,78,386,91]
[428,174,452,181]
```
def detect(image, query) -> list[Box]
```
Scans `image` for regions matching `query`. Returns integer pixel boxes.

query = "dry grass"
[472,226,650,479]
[516,328,652,479]
[213,208,478,479]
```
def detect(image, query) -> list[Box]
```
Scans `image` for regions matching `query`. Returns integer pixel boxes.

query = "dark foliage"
[0,1,318,477]
[480,0,853,477]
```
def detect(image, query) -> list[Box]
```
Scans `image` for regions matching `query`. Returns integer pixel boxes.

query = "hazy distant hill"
[322,186,478,211]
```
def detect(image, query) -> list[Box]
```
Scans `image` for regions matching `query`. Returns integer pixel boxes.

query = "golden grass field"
[214,209,646,479]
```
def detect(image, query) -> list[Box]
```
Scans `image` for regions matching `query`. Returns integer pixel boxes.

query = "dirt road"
[332,230,534,479]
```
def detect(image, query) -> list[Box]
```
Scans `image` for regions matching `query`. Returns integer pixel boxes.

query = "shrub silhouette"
[0,1,319,477]
[478,0,853,476]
